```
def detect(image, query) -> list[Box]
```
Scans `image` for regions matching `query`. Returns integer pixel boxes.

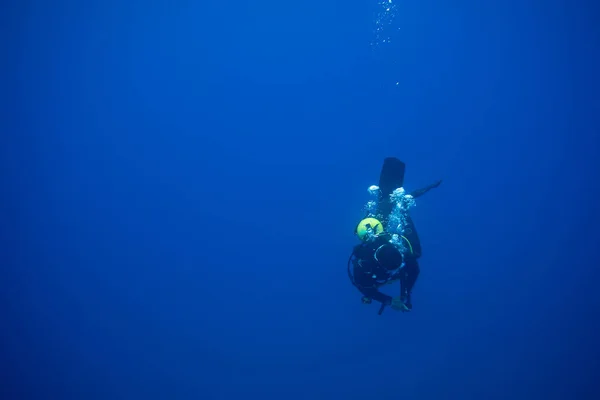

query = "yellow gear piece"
[355,217,383,241]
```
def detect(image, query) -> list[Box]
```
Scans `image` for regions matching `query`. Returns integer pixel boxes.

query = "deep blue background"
[2,0,599,399]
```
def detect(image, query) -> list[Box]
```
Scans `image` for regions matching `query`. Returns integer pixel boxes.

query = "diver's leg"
[403,215,422,259]
[377,157,406,219]
[400,258,420,309]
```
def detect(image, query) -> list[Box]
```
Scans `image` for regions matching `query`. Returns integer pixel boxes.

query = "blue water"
[3,1,599,399]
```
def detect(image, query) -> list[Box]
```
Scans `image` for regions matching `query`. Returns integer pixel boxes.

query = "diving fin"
[377,157,406,219]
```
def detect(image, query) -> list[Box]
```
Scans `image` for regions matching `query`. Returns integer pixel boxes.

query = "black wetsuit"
[349,157,441,311]
[350,222,421,308]
[351,234,405,305]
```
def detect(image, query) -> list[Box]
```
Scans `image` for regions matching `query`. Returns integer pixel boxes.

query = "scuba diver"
[348,157,441,314]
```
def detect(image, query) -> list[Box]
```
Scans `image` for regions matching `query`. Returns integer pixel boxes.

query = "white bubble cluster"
[387,188,416,235]
[364,185,380,218]
[371,0,399,48]
[361,184,416,254]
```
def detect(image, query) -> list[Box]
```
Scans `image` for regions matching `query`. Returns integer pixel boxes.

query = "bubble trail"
[371,0,399,48]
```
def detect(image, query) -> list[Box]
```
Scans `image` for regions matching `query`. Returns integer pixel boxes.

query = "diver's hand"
[391,297,410,312]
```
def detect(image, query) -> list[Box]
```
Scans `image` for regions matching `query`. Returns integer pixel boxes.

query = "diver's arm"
[359,286,393,306]
[410,180,442,198]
